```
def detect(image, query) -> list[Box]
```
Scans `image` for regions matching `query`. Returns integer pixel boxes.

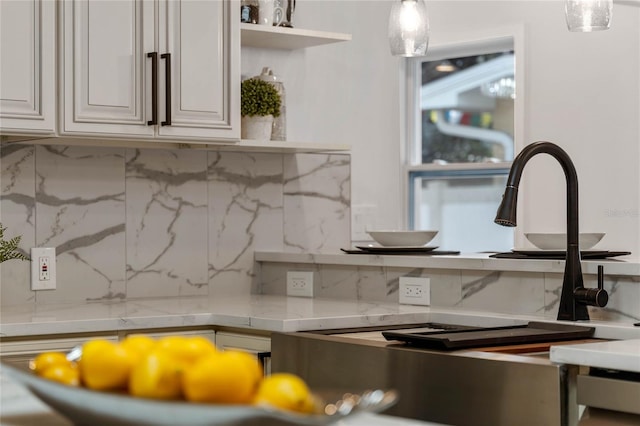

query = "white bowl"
[525,233,605,250]
[368,230,438,247]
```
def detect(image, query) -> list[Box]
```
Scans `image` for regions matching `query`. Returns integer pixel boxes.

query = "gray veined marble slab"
[34,146,126,304]
[283,154,351,253]
[1,144,353,307]
[208,152,284,296]
[255,251,640,326]
[1,144,36,306]
[126,149,208,299]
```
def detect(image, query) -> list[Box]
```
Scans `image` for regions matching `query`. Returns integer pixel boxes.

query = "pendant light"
[388,0,430,57]
[565,0,613,32]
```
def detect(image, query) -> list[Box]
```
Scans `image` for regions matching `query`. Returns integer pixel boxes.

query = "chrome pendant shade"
[565,0,613,32]
[388,0,430,57]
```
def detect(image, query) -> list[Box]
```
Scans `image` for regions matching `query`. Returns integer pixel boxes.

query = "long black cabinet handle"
[147,52,158,125]
[161,53,171,126]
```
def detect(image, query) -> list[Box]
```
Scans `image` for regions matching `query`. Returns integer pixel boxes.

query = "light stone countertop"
[2,294,640,341]
[550,339,640,373]
[0,295,433,338]
[255,251,640,276]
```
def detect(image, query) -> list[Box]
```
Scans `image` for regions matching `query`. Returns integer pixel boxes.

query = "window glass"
[420,52,515,165]
[410,171,514,252]
[406,44,517,253]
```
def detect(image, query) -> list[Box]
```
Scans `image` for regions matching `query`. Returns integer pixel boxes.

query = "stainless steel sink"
[272,327,581,426]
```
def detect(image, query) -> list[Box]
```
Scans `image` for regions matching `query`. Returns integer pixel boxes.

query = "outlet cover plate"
[30,247,56,291]
[287,271,314,297]
[399,276,430,306]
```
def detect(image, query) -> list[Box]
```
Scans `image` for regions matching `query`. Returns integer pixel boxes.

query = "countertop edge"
[549,339,640,373]
[2,296,640,341]
[254,251,640,276]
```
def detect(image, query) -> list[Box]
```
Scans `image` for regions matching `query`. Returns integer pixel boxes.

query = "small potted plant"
[241,78,281,140]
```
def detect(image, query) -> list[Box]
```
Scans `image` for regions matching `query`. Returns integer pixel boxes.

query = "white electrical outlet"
[287,271,314,297]
[31,247,56,290]
[399,276,430,306]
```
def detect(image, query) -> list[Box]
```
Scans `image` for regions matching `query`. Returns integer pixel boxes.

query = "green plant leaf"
[241,78,281,117]
[0,223,30,263]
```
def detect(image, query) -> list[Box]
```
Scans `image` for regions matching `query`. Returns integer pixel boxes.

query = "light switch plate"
[399,276,430,305]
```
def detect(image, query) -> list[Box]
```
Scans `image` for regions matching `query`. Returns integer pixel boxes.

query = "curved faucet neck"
[496,141,589,321]
[505,141,579,248]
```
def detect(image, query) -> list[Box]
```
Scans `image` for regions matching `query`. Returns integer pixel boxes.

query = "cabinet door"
[157,0,239,141]
[60,0,155,137]
[215,331,271,375]
[0,334,118,368]
[0,0,55,134]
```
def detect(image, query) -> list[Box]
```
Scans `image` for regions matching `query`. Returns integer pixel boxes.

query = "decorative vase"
[241,115,274,140]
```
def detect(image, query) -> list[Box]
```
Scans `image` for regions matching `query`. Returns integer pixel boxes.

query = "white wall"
[242,0,403,234]
[242,1,640,259]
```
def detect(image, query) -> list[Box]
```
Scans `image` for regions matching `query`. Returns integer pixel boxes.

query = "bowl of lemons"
[3,334,398,425]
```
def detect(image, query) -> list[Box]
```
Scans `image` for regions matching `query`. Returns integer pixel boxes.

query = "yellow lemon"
[156,335,217,365]
[129,350,184,400]
[254,373,315,414]
[120,334,157,363]
[182,351,260,404]
[30,352,72,375]
[79,339,136,391]
[40,363,80,387]
[223,350,263,385]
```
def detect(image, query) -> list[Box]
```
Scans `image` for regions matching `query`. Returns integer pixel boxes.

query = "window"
[404,31,523,252]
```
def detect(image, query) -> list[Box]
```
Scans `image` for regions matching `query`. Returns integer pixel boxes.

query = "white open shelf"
[241,23,351,49]
[3,136,350,154]
[219,139,351,153]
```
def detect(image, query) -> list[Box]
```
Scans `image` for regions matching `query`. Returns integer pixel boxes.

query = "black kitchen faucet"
[494,141,608,321]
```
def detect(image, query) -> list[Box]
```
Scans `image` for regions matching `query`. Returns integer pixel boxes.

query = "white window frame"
[401,25,526,236]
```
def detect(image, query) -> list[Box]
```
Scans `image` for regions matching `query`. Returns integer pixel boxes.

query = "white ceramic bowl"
[368,230,438,247]
[525,232,605,250]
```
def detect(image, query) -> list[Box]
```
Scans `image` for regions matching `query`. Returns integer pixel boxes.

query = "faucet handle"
[597,264,604,290]
[574,265,609,308]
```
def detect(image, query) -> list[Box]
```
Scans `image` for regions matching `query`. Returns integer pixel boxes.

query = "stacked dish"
[367,230,438,247]
[524,232,605,250]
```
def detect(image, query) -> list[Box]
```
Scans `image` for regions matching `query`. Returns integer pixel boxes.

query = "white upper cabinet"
[157,0,239,140]
[0,0,56,134]
[60,0,239,142]
[61,0,154,137]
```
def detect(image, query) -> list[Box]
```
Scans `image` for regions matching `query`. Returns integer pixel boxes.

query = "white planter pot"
[241,115,274,140]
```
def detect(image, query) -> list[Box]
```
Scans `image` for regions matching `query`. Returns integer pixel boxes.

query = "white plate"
[2,362,398,426]
[512,247,603,253]
[356,245,439,252]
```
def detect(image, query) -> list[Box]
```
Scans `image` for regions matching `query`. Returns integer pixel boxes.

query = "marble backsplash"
[258,262,640,323]
[0,144,351,306]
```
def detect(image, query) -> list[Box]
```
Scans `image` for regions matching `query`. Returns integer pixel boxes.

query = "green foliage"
[0,223,30,263]
[241,78,281,117]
